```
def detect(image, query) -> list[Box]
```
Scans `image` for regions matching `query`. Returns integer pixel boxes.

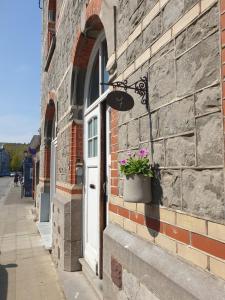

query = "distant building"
[0,144,10,176]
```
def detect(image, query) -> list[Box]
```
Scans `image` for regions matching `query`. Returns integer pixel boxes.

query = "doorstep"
[36,221,52,250]
[79,258,103,300]
[57,269,100,300]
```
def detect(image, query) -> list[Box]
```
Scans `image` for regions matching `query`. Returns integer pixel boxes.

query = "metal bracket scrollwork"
[101,74,149,110]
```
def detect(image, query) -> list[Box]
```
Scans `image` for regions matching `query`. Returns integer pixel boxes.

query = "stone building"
[38,0,225,298]
[0,144,10,176]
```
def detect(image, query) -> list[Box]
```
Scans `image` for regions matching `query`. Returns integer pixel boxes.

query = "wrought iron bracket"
[101,75,149,110]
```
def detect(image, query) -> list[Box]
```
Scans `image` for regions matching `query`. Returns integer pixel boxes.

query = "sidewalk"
[0,186,65,300]
[0,184,100,300]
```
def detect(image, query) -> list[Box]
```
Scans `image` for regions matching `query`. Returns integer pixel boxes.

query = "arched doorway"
[83,31,110,277]
[40,99,56,226]
[71,16,110,277]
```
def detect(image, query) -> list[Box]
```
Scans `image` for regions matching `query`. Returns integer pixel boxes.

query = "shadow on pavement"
[0,263,17,300]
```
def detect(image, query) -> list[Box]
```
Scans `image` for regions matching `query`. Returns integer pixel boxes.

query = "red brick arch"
[43,91,56,180]
[44,90,56,121]
[71,0,103,68]
[69,0,104,185]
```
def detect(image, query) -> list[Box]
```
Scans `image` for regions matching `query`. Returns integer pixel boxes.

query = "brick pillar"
[111,109,119,196]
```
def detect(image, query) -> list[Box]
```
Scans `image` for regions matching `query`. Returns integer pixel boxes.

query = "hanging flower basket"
[123,174,152,203]
[119,148,153,203]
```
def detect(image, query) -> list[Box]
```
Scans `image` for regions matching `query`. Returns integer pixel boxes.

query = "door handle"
[89,184,96,189]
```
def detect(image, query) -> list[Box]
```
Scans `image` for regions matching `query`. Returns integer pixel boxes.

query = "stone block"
[195,85,220,116]
[182,169,225,220]
[196,113,223,166]
[155,233,177,254]
[123,269,140,299]
[136,284,160,300]
[118,125,128,150]
[70,198,82,241]
[127,35,143,65]
[140,113,158,141]
[151,29,172,56]
[186,5,218,49]
[117,51,128,75]
[208,222,225,242]
[149,50,176,109]
[162,0,185,30]
[135,48,151,69]
[127,119,139,148]
[64,240,81,271]
[184,0,199,11]
[140,115,151,142]
[129,1,145,33]
[142,15,161,50]
[111,256,122,289]
[177,33,220,97]
[109,212,124,228]
[201,0,218,12]
[124,218,137,234]
[165,135,195,167]
[152,170,181,209]
[177,243,208,269]
[119,110,132,126]
[137,224,155,242]
[150,40,174,66]
[152,141,165,167]
[160,207,176,224]
[172,4,200,36]
[176,213,206,235]
[175,30,187,56]
[210,257,225,281]
[158,97,195,137]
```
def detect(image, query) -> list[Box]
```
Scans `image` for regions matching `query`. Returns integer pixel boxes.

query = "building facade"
[0,144,10,176]
[38,0,225,298]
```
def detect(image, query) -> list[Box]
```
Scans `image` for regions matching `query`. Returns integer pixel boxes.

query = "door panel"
[87,167,98,250]
[84,106,100,274]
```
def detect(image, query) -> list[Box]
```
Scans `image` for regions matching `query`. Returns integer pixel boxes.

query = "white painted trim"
[83,31,107,112]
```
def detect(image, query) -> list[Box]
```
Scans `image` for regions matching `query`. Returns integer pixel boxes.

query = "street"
[0,177,65,300]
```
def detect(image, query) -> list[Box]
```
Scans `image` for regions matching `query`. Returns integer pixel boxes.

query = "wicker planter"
[123,174,152,203]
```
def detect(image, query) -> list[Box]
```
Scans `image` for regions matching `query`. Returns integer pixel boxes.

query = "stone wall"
[116,1,224,222]
[103,224,225,300]
[39,0,225,291]
[108,0,225,287]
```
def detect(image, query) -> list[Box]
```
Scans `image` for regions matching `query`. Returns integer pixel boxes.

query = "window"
[88,117,98,158]
[88,39,109,106]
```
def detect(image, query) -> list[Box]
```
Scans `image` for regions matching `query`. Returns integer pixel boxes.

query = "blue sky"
[0,1,41,143]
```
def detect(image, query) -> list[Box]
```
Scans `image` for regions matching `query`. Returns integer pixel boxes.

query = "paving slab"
[0,184,65,300]
[0,179,100,300]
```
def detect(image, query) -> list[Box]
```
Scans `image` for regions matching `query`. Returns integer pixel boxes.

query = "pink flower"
[138,148,149,158]
[119,159,127,165]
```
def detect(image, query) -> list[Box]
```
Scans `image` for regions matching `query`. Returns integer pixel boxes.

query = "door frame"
[83,31,109,278]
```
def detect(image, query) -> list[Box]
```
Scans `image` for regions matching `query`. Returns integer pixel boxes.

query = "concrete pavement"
[0,179,100,300]
[0,181,65,300]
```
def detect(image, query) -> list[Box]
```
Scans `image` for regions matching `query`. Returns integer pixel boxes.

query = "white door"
[84,106,100,274]
[83,32,109,275]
